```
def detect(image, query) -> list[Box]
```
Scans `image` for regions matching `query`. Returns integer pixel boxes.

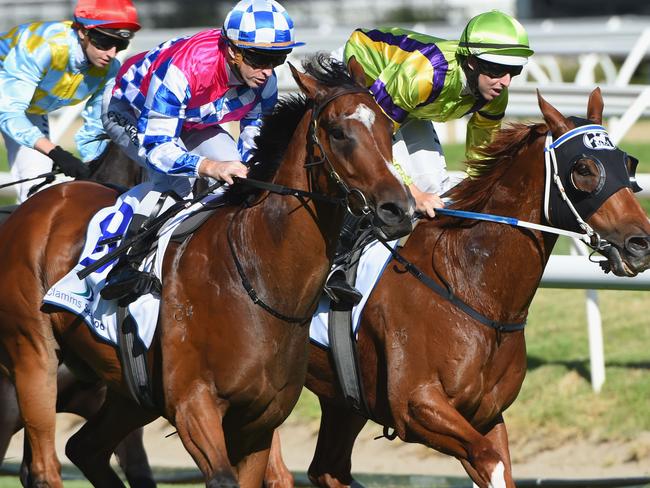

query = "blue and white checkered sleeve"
[0,32,50,148]
[238,75,278,162]
[136,62,201,176]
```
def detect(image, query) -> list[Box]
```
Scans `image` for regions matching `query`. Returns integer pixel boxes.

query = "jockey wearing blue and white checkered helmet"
[223,0,304,87]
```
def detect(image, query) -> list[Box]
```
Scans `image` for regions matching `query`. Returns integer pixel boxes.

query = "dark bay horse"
[0,56,412,488]
[0,141,153,487]
[267,88,650,488]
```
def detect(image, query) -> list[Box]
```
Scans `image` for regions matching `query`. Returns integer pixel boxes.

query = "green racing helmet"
[457,10,534,66]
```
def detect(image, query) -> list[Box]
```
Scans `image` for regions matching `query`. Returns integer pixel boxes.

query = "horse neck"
[435,138,558,322]
[236,113,346,311]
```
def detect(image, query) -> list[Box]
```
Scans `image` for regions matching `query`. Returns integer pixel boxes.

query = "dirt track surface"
[5,414,650,480]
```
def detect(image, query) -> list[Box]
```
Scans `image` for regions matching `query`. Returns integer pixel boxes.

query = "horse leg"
[263,430,294,488]
[65,389,157,488]
[173,386,238,487]
[459,416,514,488]
[307,399,367,488]
[404,385,508,488]
[114,429,156,488]
[56,369,155,488]
[0,374,21,465]
[11,335,62,487]
[233,430,274,488]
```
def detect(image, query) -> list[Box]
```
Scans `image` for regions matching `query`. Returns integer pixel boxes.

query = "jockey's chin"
[239,65,273,89]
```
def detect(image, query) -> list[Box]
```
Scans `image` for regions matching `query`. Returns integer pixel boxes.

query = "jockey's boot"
[324,270,363,306]
[100,260,161,306]
[100,225,160,305]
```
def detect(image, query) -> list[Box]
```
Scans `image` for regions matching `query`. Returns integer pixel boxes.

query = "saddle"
[97,190,225,408]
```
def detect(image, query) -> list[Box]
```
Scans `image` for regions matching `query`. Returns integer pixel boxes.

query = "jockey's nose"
[499,73,512,87]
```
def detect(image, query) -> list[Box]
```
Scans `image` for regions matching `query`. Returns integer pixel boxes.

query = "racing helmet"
[223,0,304,52]
[457,10,533,66]
[74,0,140,39]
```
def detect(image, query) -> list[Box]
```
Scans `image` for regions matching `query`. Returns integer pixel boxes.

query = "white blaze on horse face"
[345,103,376,131]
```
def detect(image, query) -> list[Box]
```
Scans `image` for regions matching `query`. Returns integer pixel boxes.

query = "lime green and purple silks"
[344,27,507,161]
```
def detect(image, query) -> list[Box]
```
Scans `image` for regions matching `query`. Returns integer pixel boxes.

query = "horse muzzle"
[371,198,414,240]
[600,234,650,277]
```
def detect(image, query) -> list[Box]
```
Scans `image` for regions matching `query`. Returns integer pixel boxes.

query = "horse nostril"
[625,235,650,256]
[376,202,406,226]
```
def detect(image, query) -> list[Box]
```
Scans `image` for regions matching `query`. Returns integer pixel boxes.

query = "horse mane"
[440,121,547,227]
[226,54,358,204]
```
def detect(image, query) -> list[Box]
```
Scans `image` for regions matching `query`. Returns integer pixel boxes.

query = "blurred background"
[1,1,649,486]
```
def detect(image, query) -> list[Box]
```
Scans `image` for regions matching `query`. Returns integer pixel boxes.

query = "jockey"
[324,10,533,304]
[0,0,140,202]
[342,10,534,218]
[98,0,304,303]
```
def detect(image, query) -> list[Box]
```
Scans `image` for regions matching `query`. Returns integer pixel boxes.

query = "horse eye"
[575,160,593,176]
[571,157,602,193]
[329,127,346,141]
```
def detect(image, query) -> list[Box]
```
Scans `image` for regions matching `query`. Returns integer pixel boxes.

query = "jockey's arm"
[465,91,507,166]
[75,79,117,162]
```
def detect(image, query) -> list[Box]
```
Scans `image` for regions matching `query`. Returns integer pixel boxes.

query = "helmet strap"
[461,56,482,100]
[226,45,246,82]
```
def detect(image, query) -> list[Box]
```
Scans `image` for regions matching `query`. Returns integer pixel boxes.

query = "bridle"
[228,86,381,323]
[305,87,375,216]
[543,120,641,252]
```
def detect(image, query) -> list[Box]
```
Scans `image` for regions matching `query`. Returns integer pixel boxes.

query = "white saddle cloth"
[44,184,223,350]
[309,238,398,348]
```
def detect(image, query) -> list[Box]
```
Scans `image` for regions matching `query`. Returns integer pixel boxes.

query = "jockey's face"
[78,29,126,68]
[227,45,288,88]
[468,56,522,101]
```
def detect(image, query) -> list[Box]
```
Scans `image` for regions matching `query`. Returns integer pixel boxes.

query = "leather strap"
[116,306,155,409]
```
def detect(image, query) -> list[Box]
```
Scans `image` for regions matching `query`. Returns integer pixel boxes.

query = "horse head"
[538,88,650,276]
[288,56,414,240]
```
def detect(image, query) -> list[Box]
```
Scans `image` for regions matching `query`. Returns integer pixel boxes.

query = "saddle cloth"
[44,183,224,350]
[309,238,398,348]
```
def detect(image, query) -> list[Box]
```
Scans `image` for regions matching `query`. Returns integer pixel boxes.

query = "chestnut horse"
[0,57,412,488]
[267,88,650,488]
[0,142,153,487]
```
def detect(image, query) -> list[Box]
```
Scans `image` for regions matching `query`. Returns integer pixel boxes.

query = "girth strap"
[327,238,370,417]
[116,306,155,409]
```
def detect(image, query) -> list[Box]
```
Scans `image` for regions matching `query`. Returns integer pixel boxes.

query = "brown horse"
[266,88,650,488]
[0,141,153,487]
[0,56,412,488]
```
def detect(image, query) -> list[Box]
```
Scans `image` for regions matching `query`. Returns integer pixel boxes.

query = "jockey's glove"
[49,146,91,179]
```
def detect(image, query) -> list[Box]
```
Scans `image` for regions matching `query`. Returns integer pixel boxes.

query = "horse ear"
[288,62,324,100]
[537,89,570,135]
[586,87,603,125]
[347,56,367,87]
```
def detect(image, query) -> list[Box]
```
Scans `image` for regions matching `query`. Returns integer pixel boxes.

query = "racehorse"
[266,88,650,488]
[0,141,154,487]
[0,56,413,488]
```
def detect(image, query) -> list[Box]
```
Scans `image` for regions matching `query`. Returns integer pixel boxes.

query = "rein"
[227,86,375,323]
[367,126,627,334]
[375,235,527,334]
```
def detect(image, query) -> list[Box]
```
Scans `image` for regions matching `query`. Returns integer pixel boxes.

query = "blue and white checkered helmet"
[223,0,304,51]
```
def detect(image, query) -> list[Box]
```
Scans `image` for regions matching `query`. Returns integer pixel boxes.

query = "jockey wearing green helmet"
[341,10,534,218]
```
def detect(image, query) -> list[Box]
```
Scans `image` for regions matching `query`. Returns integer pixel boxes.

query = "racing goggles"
[87,29,130,52]
[475,58,523,79]
[241,49,289,69]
